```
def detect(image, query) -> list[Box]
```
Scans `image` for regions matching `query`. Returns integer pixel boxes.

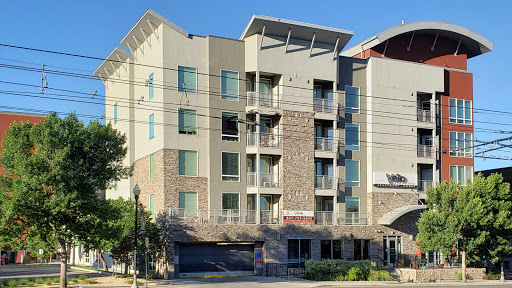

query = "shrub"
[367,270,394,281]
[77,275,88,281]
[347,267,364,281]
[34,278,45,284]
[17,279,29,286]
[304,259,373,281]
[71,278,79,283]
[483,271,499,280]
[456,271,462,280]
[51,277,60,283]
[44,278,53,286]
[5,280,18,287]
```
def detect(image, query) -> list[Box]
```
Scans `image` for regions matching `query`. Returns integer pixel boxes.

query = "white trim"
[449,165,473,186]
[344,85,360,114]
[220,69,240,102]
[221,151,241,182]
[221,192,241,210]
[449,131,473,158]
[449,98,472,125]
[221,111,240,142]
[178,150,198,177]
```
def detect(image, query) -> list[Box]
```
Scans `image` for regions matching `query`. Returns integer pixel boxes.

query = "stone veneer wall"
[281,110,315,211]
[399,268,485,281]
[134,149,208,215]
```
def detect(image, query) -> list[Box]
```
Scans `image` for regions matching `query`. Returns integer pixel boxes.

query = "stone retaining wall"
[398,267,485,281]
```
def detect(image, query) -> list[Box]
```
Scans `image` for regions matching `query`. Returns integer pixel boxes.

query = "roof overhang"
[240,14,353,52]
[120,8,188,53]
[341,21,493,58]
[377,205,427,226]
[93,47,133,79]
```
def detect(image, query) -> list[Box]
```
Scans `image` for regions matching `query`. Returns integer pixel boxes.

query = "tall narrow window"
[345,160,360,187]
[178,192,197,217]
[287,239,311,266]
[178,109,197,134]
[178,66,197,93]
[149,114,154,139]
[114,103,118,124]
[222,193,240,210]
[148,73,154,100]
[222,112,239,141]
[221,70,239,101]
[449,165,473,186]
[149,153,155,179]
[222,152,240,181]
[449,98,472,124]
[179,150,197,176]
[449,132,472,157]
[149,194,156,219]
[345,85,360,113]
[345,123,360,151]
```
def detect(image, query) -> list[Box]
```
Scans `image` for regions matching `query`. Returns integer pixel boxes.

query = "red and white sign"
[283,210,314,223]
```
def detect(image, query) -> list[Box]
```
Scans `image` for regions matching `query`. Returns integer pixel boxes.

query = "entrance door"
[383,236,401,267]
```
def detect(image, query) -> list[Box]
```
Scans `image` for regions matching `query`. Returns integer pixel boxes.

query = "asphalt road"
[0,263,102,280]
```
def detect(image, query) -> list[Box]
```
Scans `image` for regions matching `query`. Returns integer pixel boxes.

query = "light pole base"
[131,279,139,288]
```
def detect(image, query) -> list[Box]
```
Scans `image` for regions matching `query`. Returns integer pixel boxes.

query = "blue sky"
[0,0,511,171]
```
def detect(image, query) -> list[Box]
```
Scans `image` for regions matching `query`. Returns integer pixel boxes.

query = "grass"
[76,275,88,281]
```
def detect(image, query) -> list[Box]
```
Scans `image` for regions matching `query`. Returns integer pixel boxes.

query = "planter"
[437,263,444,269]
[412,264,419,269]
[397,263,404,268]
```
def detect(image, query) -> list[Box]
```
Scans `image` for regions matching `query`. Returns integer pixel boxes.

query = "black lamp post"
[132,184,141,288]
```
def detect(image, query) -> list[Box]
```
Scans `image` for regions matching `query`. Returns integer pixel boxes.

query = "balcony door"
[259,78,272,105]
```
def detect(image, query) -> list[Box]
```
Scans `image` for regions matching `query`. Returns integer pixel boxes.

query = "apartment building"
[94,10,492,278]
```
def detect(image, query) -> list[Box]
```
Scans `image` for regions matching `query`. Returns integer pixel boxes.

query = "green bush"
[17,279,29,286]
[347,267,364,281]
[34,278,45,284]
[70,278,79,283]
[43,278,53,286]
[456,271,462,280]
[483,271,499,280]
[304,259,373,281]
[5,280,18,287]
[51,277,60,283]
[367,270,394,281]
[76,275,88,281]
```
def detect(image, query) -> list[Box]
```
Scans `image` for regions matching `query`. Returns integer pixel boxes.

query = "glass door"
[259,78,272,106]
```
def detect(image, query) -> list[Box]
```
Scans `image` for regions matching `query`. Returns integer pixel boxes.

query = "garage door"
[180,243,254,273]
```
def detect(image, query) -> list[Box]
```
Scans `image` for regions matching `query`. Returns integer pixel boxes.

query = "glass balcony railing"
[246,92,282,108]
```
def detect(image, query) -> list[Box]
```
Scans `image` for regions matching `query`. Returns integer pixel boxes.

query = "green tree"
[0,113,130,287]
[417,174,512,282]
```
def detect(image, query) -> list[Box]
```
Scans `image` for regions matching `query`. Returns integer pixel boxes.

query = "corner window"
[178,109,197,135]
[321,240,343,260]
[449,132,472,158]
[221,70,239,101]
[178,66,197,93]
[345,123,360,151]
[222,152,240,181]
[149,194,156,219]
[178,150,197,176]
[345,160,360,187]
[148,73,154,100]
[449,165,473,186]
[114,103,118,124]
[222,192,240,210]
[345,85,360,114]
[149,114,154,139]
[178,192,197,217]
[449,99,472,124]
[222,112,239,141]
[149,153,155,179]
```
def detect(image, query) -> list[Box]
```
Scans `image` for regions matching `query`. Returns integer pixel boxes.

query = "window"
[178,66,196,93]
[321,240,343,260]
[222,152,239,181]
[114,103,118,124]
[178,192,197,217]
[222,112,239,141]
[178,150,197,176]
[449,99,472,124]
[149,194,155,219]
[221,70,239,101]
[450,165,473,186]
[149,154,155,179]
[148,73,154,100]
[288,239,311,266]
[345,123,360,151]
[354,239,371,260]
[178,109,197,134]
[222,193,239,210]
[149,114,154,139]
[345,196,359,213]
[345,160,360,187]
[345,85,360,113]
[449,132,472,157]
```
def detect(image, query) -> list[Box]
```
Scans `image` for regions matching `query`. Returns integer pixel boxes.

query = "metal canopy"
[341,21,493,59]
[377,205,427,226]
[241,14,353,52]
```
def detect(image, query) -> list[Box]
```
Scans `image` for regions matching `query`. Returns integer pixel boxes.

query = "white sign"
[283,210,314,217]
[39,249,44,255]
[283,210,314,223]
[373,172,417,188]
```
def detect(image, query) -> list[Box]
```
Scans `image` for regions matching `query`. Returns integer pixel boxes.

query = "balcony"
[314,99,335,113]
[315,211,334,225]
[417,144,436,158]
[315,175,334,189]
[247,132,282,148]
[246,92,281,109]
[247,172,282,188]
[417,108,433,123]
[260,210,281,224]
[418,180,434,192]
[338,212,369,225]
[315,137,335,152]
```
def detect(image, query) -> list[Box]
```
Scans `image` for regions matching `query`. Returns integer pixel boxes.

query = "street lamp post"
[132,184,141,288]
